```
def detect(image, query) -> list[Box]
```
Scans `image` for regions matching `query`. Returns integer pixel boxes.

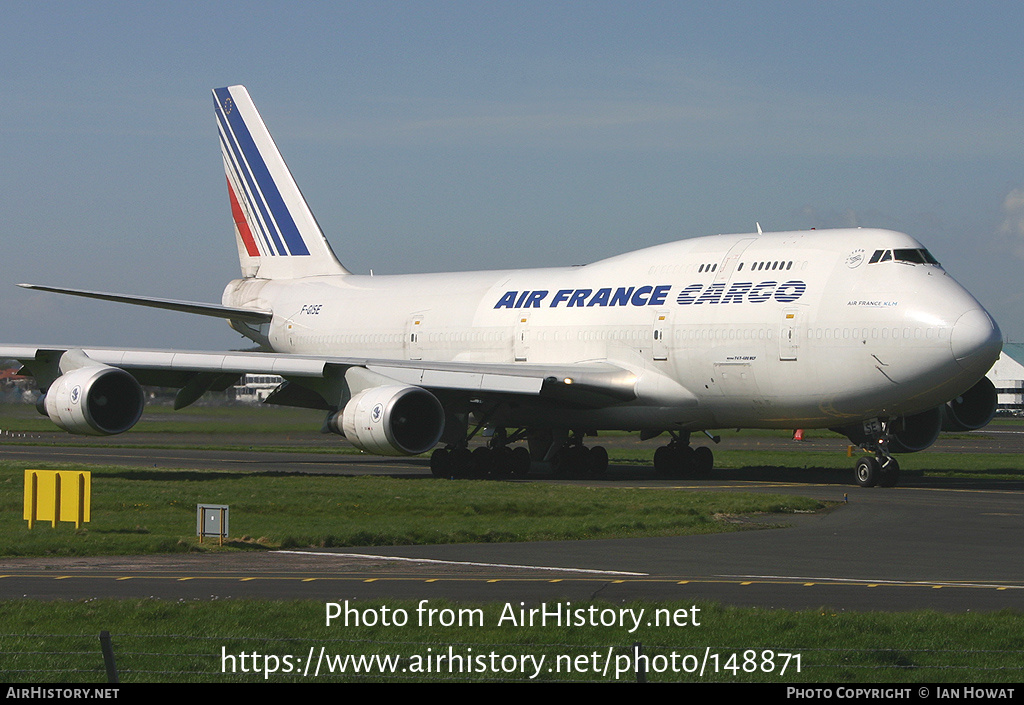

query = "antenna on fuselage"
[756,222,763,234]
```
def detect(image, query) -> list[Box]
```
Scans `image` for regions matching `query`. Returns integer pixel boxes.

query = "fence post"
[99,630,119,683]
[633,641,646,683]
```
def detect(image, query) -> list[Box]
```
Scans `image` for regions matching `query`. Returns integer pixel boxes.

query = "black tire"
[471,446,493,478]
[855,456,880,487]
[692,446,713,477]
[551,448,570,478]
[449,446,473,478]
[430,448,450,478]
[510,446,531,478]
[653,445,674,476]
[588,446,609,478]
[492,447,514,478]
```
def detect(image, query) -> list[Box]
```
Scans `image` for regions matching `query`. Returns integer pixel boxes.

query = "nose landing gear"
[854,454,900,488]
[851,418,901,487]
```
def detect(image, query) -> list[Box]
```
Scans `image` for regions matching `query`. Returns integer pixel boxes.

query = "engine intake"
[942,377,997,431]
[326,384,444,456]
[41,366,145,435]
[887,407,943,454]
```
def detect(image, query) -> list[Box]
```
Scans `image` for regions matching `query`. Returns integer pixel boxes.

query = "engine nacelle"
[326,385,444,456]
[836,406,943,454]
[40,365,145,436]
[942,377,997,431]
[887,407,943,453]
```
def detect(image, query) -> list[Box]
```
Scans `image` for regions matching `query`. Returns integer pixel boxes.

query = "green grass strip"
[0,462,824,556]
[1,599,1022,683]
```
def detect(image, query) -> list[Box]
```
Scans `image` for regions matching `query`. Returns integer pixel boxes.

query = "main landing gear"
[550,431,609,479]
[653,431,714,478]
[430,427,531,479]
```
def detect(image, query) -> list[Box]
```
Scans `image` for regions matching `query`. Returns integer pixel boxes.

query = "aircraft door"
[653,310,669,361]
[780,308,799,361]
[514,315,530,362]
[406,315,424,360]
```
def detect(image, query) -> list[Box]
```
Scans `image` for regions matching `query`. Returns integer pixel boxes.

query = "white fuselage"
[223,228,1001,432]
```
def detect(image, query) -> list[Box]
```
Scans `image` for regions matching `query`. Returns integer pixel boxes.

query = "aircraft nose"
[950,308,1002,372]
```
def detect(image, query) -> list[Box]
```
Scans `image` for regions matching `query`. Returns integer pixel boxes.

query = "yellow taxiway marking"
[2,573,1020,592]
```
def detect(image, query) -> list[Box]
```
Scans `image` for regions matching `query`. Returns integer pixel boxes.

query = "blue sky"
[3,1,1024,348]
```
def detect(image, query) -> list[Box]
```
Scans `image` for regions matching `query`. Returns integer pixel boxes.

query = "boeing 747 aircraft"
[1,86,1003,487]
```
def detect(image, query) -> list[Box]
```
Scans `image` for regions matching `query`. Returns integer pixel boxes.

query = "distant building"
[987,344,1024,414]
[233,374,284,403]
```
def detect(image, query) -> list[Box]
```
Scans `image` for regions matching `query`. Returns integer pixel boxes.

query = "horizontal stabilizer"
[18,283,273,324]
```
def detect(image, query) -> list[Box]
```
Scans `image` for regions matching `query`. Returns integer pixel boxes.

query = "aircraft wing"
[0,345,639,411]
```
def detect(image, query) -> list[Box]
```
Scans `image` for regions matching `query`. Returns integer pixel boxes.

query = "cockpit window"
[868,248,940,266]
[894,249,925,263]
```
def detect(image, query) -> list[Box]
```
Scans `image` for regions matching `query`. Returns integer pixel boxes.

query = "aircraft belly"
[493,403,711,432]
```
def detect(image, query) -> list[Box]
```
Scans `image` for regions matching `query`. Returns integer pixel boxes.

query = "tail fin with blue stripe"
[214,85,348,279]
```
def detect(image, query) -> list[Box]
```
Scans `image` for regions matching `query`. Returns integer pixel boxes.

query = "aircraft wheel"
[430,448,450,478]
[692,446,713,477]
[510,446,531,478]
[675,445,695,478]
[472,447,495,478]
[654,446,673,476]
[878,457,900,487]
[551,448,572,478]
[588,446,609,478]
[449,447,473,478]
[491,447,515,478]
[655,445,695,477]
[570,447,590,477]
[854,456,880,487]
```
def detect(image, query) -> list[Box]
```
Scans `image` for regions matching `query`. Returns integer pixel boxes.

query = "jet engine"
[942,377,997,431]
[835,406,943,454]
[886,406,944,453]
[325,384,445,456]
[38,365,145,436]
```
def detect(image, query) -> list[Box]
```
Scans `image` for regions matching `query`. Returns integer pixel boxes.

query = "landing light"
[564,377,574,385]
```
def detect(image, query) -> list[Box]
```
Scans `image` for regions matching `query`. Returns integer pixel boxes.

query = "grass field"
[0,460,826,556]
[2,599,1022,683]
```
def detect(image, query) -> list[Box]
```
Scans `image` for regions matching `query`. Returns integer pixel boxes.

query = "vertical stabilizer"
[213,85,349,279]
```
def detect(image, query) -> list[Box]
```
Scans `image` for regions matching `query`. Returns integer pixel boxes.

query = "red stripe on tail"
[226,177,260,257]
